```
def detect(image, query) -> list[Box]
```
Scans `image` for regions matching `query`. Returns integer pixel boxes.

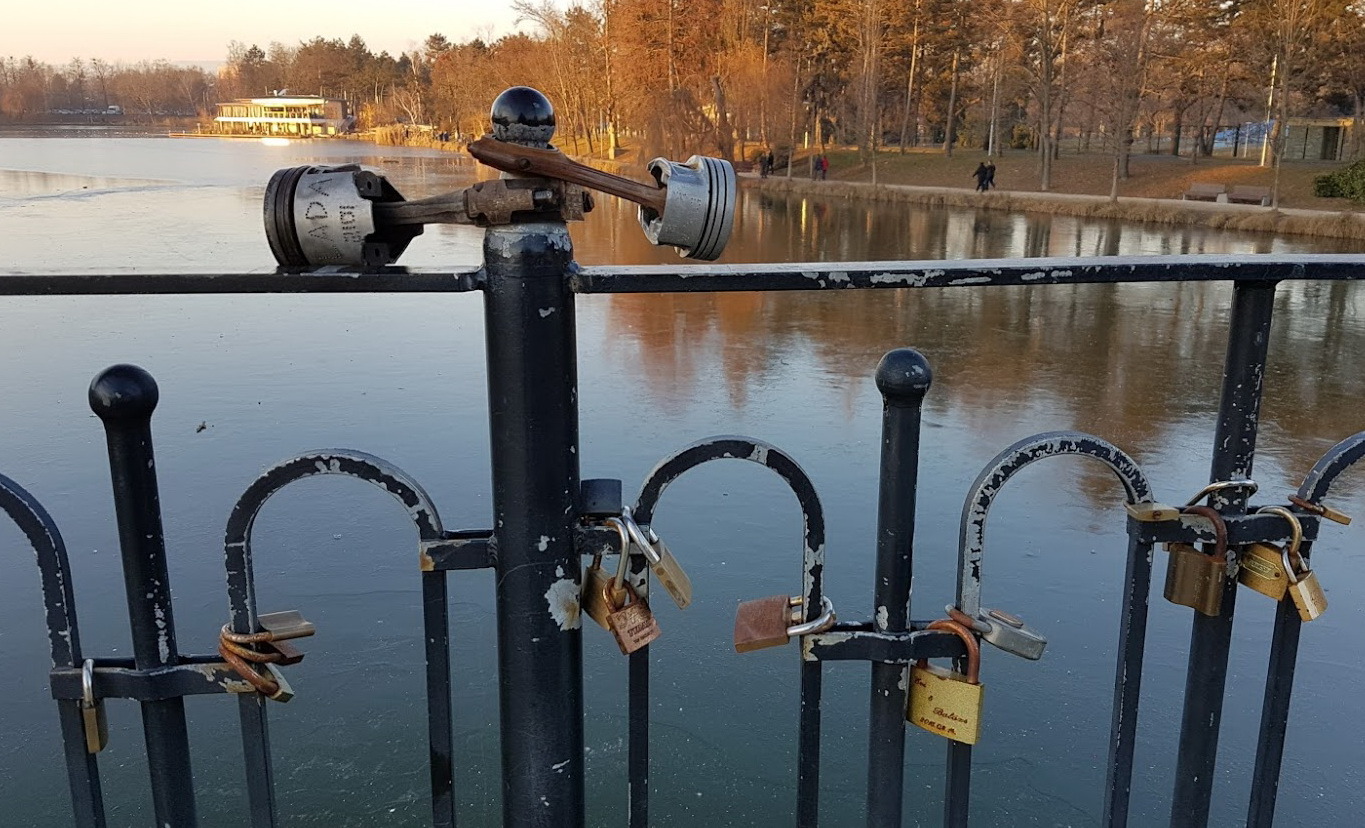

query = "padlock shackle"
[604,517,633,590]
[81,658,96,706]
[1181,505,1229,557]
[1257,505,1306,577]
[1184,479,1258,506]
[925,619,981,684]
[945,606,987,635]
[468,136,667,215]
[785,596,836,636]
[618,508,661,565]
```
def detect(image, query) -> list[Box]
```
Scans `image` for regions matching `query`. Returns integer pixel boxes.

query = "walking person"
[985,160,997,190]
[972,162,989,192]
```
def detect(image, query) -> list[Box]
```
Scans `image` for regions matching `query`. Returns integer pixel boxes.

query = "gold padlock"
[1238,542,1291,600]
[582,518,630,630]
[1163,505,1228,616]
[907,619,984,745]
[621,509,693,610]
[1287,559,1328,622]
[79,659,108,754]
[1259,506,1328,622]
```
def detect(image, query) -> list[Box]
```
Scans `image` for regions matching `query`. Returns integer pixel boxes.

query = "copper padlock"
[582,518,630,630]
[733,595,836,653]
[605,582,661,655]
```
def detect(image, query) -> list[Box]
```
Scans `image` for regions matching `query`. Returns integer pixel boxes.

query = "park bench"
[1228,185,1272,206]
[1181,182,1226,202]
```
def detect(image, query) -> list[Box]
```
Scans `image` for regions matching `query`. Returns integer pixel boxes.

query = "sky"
[7,0,561,66]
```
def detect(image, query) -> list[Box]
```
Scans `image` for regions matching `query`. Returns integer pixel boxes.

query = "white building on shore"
[211,95,352,136]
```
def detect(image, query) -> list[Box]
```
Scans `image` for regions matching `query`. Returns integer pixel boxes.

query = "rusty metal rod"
[468,136,666,215]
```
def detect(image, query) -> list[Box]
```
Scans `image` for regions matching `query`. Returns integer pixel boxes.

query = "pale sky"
[7,0,563,66]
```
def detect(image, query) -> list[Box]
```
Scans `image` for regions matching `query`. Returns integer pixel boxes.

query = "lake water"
[3,129,1365,826]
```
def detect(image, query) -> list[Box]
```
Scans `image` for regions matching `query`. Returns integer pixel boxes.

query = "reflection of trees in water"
[603,278,1365,508]
[583,187,1365,501]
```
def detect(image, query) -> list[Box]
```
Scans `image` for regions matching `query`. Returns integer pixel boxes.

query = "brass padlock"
[621,509,693,610]
[605,582,661,655]
[1238,542,1291,600]
[1287,556,1328,622]
[908,619,984,745]
[733,595,836,653]
[582,518,630,630]
[79,659,108,754]
[1260,506,1327,622]
[1163,505,1228,616]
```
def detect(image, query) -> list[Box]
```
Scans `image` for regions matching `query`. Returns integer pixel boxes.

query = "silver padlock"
[948,605,1047,660]
[638,155,736,261]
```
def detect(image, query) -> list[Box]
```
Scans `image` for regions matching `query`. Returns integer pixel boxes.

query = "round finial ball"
[89,364,159,420]
[490,86,556,146]
[875,348,932,402]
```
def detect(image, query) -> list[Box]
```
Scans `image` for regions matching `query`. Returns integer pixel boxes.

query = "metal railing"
[5,87,1365,828]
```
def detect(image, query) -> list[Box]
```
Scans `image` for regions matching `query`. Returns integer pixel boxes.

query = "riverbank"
[744,148,1365,242]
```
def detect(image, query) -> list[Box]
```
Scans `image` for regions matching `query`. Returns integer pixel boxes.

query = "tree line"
[4,0,1363,189]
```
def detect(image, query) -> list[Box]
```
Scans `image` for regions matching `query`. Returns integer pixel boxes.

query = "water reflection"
[600,280,1365,498]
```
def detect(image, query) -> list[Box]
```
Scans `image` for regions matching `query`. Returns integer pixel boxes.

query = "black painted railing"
[5,250,1365,828]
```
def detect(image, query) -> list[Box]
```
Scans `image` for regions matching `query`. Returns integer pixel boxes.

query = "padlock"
[620,509,692,610]
[1239,505,1301,602]
[637,155,737,260]
[264,164,421,267]
[605,582,662,655]
[907,619,984,745]
[1287,495,1352,526]
[1163,505,1228,616]
[256,610,316,641]
[733,595,836,653]
[79,659,108,754]
[947,606,1046,661]
[582,518,631,630]
[264,663,295,703]
[1238,541,1291,600]
[1286,554,1328,622]
[1259,506,1328,622]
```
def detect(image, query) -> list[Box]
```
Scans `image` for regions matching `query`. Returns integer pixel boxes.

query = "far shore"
[744,174,1365,243]
[741,147,1365,243]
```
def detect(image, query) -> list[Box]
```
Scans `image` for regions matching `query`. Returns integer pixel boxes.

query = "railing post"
[1170,280,1277,827]
[89,364,198,827]
[866,348,932,827]
[482,87,584,828]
